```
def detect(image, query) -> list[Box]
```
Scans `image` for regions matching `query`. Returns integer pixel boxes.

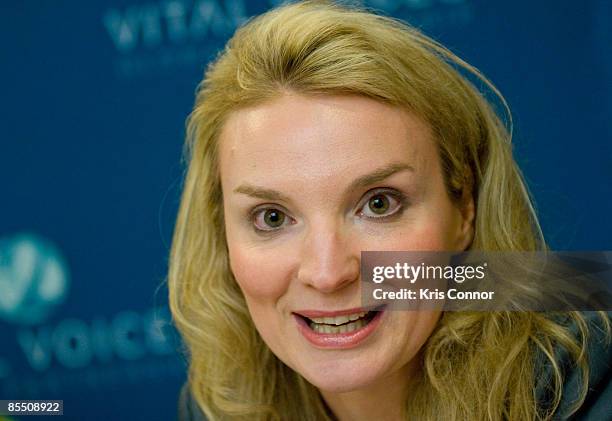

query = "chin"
[297,355,390,393]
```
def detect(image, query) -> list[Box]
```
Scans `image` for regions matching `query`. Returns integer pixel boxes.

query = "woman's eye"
[253,208,288,231]
[360,192,403,218]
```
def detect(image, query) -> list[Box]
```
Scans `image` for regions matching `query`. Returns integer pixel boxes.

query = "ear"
[456,186,475,251]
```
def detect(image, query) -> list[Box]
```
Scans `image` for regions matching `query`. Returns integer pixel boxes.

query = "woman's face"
[219,94,474,392]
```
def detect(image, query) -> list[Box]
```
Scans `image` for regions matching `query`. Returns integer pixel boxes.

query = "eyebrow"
[233,162,414,202]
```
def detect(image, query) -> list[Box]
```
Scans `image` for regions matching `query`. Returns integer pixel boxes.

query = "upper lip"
[293,305,382,318]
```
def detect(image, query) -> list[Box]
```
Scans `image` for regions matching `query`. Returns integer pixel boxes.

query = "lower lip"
[294,309,385,349]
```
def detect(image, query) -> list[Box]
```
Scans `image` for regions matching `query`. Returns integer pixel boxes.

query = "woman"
[169,1,610,420]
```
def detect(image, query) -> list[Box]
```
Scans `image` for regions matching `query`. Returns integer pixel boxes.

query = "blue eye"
[360,191,404,219]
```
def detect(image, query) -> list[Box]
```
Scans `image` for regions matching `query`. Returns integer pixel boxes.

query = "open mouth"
[295,306,384,335]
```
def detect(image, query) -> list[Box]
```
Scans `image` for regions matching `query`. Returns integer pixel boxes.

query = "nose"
[296,222,360,293]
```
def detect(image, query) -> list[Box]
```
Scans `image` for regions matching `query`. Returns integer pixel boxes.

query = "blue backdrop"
[1,0,610,420]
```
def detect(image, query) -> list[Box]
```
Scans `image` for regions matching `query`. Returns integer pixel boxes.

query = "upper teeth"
[309,312,367,325]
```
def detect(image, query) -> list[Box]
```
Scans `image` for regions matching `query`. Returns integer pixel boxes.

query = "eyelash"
[249,188,408,234]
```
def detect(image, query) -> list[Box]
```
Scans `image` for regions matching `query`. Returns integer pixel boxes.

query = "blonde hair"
[168,1,609,419]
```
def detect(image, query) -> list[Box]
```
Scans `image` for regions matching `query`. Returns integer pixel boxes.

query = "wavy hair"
[168,1,609,419]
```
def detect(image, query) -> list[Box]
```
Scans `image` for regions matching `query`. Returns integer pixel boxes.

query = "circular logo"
[0,233,70,325]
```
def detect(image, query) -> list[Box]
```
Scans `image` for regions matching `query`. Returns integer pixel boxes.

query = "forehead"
[218,94,435,188]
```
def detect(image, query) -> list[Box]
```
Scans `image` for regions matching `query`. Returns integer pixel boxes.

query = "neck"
[320,357,420,421]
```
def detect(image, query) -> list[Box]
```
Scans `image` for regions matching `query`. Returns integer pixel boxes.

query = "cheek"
[228,243,291,303]
[395,197,462,250]
[227,241,293,362]
[397,311,441,362]
[405,311,440,344]
[389,220,457,251]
